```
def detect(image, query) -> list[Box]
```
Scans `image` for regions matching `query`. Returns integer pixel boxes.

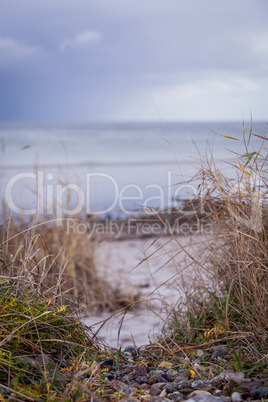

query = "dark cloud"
[0,0,267,121]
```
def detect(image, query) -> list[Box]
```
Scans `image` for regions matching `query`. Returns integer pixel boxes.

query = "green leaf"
[243,151,256,163]
[222,135,240,141]
[247,121,253,146]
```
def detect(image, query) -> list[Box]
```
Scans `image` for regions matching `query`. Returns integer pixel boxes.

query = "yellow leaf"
[237,162,251,178]
[158,361,173,369]
[189,369,196,378]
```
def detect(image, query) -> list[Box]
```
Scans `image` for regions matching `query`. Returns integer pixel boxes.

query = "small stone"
[160,372,171,382]
[191,380,207,389]
[148,370,170,383]
[133,365,147,377]
[139,383,150,390]
[115,367,132,380]
[164,385,174,393]
[111,379,126,389]
[96,357,113,366]
[166,369,179,380]
[121,385,133,395]
[135,375,148,384]
[122,372,136,382]
[123,352,133,359]
[188,390,213,398]
[177,380,193,389]
[180,388,194,395]
[250,386,268,399]
[169,391,184,401]
[150,386,162,396]
[236,381,262,395]
[153,382,168,389]
[148,370,162,379]
[149,397,169,402]
[214,390,225,396]
[124,346,138,356]
[231,392,243,402]
[159,389,167,398]
[209,373,229,387]
[164,383,180,393]
[187,396,226,402]
[132,383,141,390]
[228,372,246,385]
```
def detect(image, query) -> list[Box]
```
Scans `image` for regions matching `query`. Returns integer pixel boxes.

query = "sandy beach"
[83,233,211,348]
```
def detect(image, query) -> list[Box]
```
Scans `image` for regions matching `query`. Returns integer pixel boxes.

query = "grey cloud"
[0,0,267,121]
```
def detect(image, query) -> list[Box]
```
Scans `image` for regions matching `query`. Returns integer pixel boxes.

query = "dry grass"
[1,217,140,313]
[0,217,142,400]
[154,125,268,372]
[0,221,103,400]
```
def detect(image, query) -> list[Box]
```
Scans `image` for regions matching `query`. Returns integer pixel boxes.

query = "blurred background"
[0,0,267,217]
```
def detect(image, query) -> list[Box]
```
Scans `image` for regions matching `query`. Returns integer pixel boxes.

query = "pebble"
[159,389,168,397]
[166,369,179,380]
[209,373,229,386]
[124,346,138,356]
[187,396,227,402]
[139,383,150,390]
[150,386,162,396]
[231,392,243,402]
[135,375,148,384]
[148,370,171,383]
[177,380,193,389]
[191,379,208,389]
[236,381,262,395]
[86,349,267,401]
[133,365,147,376]
[169,392,184,401]
[164,382,180,393]
[250,385,268,399]
[115,367,132,380]
[188,390,213,397]
[228,372,247,385]
[96,356,113,365]
[111,379,126,388]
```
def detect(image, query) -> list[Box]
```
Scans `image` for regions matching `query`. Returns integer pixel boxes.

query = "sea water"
[0,121,266,219]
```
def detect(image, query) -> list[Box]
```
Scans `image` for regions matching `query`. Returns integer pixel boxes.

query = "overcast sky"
[0,0,267,122]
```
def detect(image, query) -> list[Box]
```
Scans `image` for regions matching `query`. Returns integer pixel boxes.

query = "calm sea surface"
[0,121,266,218]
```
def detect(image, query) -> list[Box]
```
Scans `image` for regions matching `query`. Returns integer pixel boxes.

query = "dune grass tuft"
[156,125,268,374]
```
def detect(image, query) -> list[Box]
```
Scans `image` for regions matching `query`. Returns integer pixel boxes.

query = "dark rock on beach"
[250,385,268,399]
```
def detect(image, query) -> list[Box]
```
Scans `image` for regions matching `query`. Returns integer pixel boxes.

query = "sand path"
[83,234,211,348]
